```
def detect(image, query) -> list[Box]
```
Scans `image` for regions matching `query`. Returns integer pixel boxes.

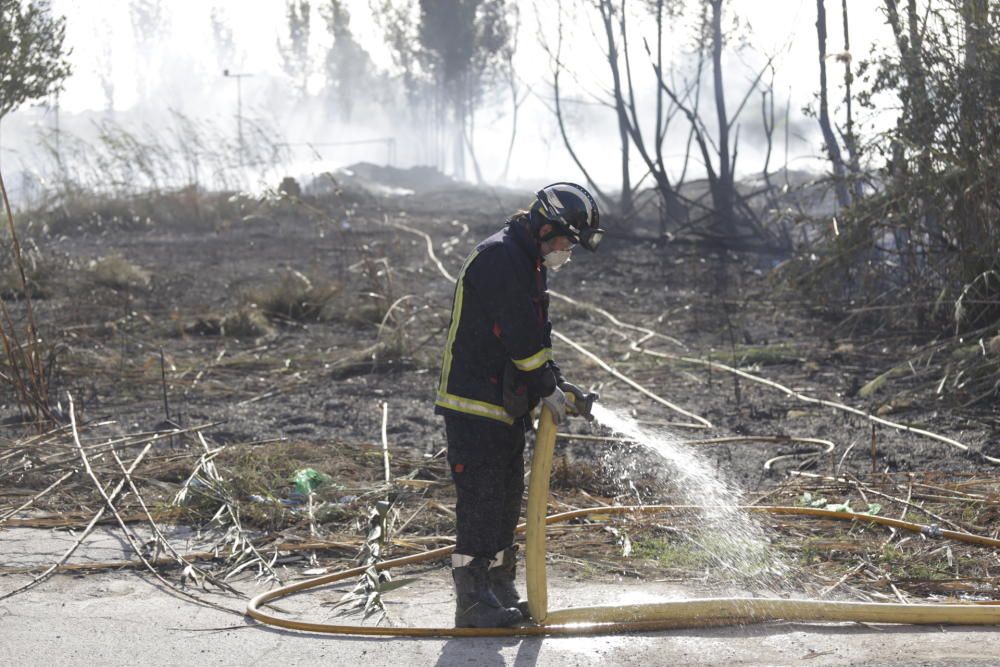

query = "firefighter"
[435,183,603,628]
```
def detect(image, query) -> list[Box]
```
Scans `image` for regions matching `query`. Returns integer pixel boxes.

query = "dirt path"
[1,527,997,666]
[3,568,998,666]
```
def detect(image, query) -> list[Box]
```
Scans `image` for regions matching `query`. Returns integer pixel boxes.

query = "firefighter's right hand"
[541,386,567,425]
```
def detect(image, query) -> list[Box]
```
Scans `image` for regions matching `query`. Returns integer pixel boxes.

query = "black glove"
[502,360,531,418]
[558,380,599,420]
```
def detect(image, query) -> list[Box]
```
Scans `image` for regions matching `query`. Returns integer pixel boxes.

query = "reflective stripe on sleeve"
[512,347,553,372]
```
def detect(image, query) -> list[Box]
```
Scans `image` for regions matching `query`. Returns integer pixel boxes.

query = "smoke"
[1,0,895,205]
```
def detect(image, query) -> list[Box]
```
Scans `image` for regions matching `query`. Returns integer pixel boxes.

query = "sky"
[2,0,896,195]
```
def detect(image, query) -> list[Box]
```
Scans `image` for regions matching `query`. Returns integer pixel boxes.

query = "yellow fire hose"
[247,406,1000,636]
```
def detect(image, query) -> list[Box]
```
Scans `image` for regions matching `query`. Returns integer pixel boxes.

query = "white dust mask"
[542,249,572,271]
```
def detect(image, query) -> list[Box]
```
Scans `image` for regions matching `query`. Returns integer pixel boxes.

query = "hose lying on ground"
[246,406,1000,637]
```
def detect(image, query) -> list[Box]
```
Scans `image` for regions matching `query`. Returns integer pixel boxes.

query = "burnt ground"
[11,179,994,480]
[2,173,999,663]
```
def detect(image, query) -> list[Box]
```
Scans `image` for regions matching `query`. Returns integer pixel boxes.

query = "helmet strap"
[528,207,548,240]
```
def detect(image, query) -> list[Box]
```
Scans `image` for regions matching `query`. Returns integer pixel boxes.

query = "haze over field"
[2,0,895,199]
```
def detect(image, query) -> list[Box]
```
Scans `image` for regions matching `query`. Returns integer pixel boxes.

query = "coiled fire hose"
[247,406,1000,636]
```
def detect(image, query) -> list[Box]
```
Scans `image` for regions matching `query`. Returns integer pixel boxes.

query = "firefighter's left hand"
[541,386,568,425]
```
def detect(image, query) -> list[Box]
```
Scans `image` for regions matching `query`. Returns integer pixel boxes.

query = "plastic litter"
[291,468,332,496]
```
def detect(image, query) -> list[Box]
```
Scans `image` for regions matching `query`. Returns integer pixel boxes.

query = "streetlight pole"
[223,69,253,167]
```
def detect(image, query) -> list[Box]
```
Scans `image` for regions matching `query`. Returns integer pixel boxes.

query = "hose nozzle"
[565,389,599,421]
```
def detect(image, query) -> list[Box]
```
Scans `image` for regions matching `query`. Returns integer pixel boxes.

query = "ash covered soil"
[15,176,994,482]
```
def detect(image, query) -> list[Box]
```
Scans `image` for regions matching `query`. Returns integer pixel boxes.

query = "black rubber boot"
[488,545,531,619]
[453,557,523,628]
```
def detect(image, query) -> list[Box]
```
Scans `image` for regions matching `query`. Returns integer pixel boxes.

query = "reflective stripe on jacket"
[435,219,559,424]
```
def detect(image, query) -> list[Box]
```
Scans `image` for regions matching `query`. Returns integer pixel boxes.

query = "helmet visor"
[579,227,604,251]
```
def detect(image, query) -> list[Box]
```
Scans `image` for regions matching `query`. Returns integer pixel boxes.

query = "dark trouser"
[444,414,526,558]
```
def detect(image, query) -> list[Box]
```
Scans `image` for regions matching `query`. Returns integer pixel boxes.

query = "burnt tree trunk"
[840,0,863,201]
[709,0,738,235]
[597,0,634,218]
[547,5,615,212]
[815,0,851,209]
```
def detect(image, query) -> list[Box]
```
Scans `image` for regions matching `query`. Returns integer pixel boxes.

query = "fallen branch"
[110,448,241,596]
[0,471,74,524]
[548,289,686,350]
[68,397,242,615]
[552,331,711,428]
[634,346,997,465]
[0,442,153,602]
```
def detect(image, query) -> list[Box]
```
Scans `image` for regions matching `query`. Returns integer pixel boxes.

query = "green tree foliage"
[821,0,1000,332]
[0,0,72,119]
[803,0,1000,333]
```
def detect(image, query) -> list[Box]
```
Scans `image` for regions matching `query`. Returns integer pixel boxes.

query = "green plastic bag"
[292,468,332,496]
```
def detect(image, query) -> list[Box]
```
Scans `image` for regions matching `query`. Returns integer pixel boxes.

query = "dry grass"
[4,409,999,606]
[220,308,276,339]
[88,254,151,292]
[247,271,343,323]
[0,172,52,424]
[180,308,277,340]
[0,239,55,300]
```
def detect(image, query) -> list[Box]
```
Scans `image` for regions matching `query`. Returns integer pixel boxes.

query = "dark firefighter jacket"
[435,218,562,425]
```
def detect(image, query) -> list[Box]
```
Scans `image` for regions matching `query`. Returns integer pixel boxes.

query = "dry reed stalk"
[67,396,241,615]
[189,433,281,584]
[0,441,153,601]
[0,470,73,524]
[636,345,999,464]
[381,401,390,483]
[110,448,242,595]
[0,170,50,423]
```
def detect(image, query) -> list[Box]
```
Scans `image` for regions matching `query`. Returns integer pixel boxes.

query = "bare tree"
[95,36,115,115]
[707,0,735,232]
[595,0,634,217]
[210,6,236,72]
[415,0,512,182]
[815,0,851,209]
[369,1,434,163]
[499,4,530,183]
[615,0,692,230]
[649,0,770,243]
[321,0,374,123]
[839,0,862,200]
[540,0,616,212]
[277,0,313,100]
[129,0,165,104]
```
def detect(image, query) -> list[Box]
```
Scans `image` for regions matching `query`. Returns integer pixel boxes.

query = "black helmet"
[531,182,604,251]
